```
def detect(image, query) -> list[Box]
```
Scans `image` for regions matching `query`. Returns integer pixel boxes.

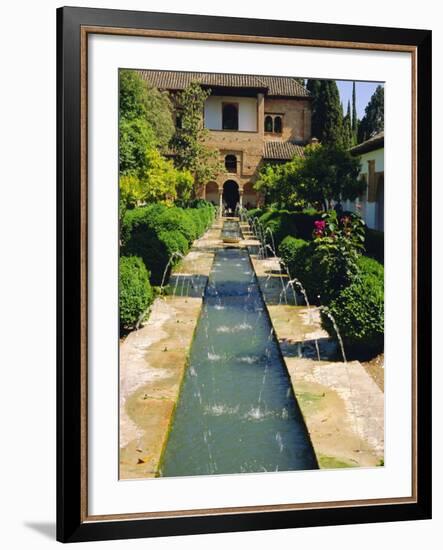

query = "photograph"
[118,68,385,480]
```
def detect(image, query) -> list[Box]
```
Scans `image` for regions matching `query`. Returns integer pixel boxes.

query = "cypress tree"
[352,81,358,140]
[306,79,323,140]
[322,80,344,147]
[342,100,353,149]
[357,85,384,143]
[306,79,345,147]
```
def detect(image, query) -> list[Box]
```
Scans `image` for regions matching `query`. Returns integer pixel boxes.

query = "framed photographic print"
[57,6,432,543]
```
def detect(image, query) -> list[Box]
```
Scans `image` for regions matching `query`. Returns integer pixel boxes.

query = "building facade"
[138,70,312,210]
[348,132,384,232]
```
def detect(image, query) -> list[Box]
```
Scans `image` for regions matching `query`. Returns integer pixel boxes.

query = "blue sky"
[336,80,384,120]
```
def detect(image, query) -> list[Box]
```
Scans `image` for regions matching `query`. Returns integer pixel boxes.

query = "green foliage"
[278,212,384,357]
[323,265,384,356]
[351,81,358,139]
[342,101,354,149]
[358,85,384,143]
[296,144,366,211]
[121,202,214,285]
[254,209,322,244]
[364,227,384,264]
[306,79,345,147]
[171,82,222,194]
[119,69,174,150]
[254,158,306,209]
[258,210,298,247]
[120,148,195,207]
[278,236,310,274]
[358,255,384,279]
[119,256,153,330]
[119,118,157,176]
[255,144,364,212]
[311,211,365,302]
[246,208,264,219]
[118,70,193,210]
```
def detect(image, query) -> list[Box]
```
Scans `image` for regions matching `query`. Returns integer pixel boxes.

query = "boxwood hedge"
[121,201,214,285]
[119,256,153,330]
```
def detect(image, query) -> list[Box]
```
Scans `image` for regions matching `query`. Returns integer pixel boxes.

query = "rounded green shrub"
[156,207,198,243]
[119,256,153,330]
[258,209,322,246]
[322,270,384,357]
[358,255,384,279]
[278,236,309,274]
[364,227,384,264]
[321,256,384,356]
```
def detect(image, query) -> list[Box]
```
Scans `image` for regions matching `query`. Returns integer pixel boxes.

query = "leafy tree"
[171,82,221,197]
[357,85,384,143]
[118,70,195,210]
[254,158,305,209]
[306,79,345,147]
[119,118,156,176]
[119,69,174,150]
[292,144,365,211]
[120,149,194,206]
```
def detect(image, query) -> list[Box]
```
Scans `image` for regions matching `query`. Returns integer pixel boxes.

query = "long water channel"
[160,222,318,477]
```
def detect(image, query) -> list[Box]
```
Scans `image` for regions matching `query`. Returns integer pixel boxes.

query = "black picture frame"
[57,6,432,543]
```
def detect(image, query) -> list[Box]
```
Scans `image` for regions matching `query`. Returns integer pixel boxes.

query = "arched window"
[222,104,238,130]
[264,115,273,133]
[274,116,282,134]
[225,154,237,173]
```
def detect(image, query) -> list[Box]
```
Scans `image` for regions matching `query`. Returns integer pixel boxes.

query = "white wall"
[359,148,385,175]
[204,96,258,131]
[1,2,440,550]
[345,147,384,230]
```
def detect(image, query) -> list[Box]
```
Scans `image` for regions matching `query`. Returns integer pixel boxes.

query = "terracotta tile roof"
[137,70,310,97]
[258,75,309,97]
[263,141,305,160]
[350,131,384,155]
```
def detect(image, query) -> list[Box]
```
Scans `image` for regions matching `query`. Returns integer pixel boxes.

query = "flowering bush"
[310,210,365,303]
[313,220,326,238]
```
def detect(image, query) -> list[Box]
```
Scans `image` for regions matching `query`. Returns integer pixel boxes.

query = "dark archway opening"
[223,180,239,212]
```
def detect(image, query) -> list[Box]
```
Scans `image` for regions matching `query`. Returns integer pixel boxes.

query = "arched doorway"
[222,180,239,212]
[205,181,219,205]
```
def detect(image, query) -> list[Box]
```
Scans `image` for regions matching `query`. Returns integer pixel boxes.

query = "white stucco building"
[347,132,384,232]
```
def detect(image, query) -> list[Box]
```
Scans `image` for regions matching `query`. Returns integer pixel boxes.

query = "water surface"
[161,245,317,477]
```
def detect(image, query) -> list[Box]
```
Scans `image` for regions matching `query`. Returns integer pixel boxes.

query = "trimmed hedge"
[121,201,214,285]
[365,227,384,264]
[278,236,339,304]
[323,266,384,357]
[278,236,310,279]
[254,209,323,245]
[120,256,153,330]
[358,255,384,279]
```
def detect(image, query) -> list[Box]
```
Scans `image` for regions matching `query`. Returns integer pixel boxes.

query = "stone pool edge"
[119,222,221,480]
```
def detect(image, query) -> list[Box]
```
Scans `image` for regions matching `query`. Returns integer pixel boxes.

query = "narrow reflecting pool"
[160,246,318,477]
